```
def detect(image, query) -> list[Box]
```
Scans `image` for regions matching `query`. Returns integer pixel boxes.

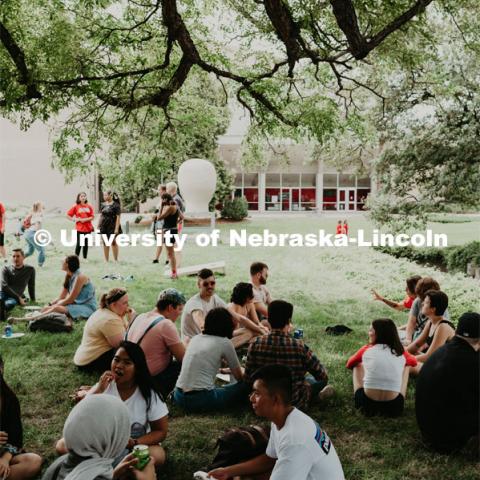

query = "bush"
[221,197,248,220]
[375,241,480,274]
[447,241,480,272]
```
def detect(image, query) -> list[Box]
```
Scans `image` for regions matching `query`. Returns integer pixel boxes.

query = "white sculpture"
[178,158,217,215]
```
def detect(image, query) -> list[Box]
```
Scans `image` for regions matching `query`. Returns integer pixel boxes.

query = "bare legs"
[103,240,119,262]
[8,453,42,480]
[352,364,364,392]
[166,246,176,277]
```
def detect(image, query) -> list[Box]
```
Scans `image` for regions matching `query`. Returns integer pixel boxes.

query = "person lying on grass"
[346,319,417,417]
[59,342,168,470]
[407,290,455,375]
[208,364,345,480]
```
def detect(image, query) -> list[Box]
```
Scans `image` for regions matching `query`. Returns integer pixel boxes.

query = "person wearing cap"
[125,288,186,398]
[415,311,480,454]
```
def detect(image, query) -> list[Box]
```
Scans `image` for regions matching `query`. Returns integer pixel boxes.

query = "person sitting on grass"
[346,319,417,417]
[228,282,269,349]
[404,277,450,344]
[58,342,168,471]
[371,275,421,312]
[44,394,156,480]
[208,364,345,480]
[407,290,455,375]
[0,355,42,480]
[125,288,187,398]
[74,288,134,373]
[415,312,480,454]
[244,300,332,412]
[249,262,272,321]
[0,249,35,322]
[16,255,96,324]
[174,307,248,413]
[181,269,267,347]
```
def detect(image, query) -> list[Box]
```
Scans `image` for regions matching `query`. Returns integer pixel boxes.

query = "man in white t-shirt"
[249,262,272,321]
[181,268,262,344]
[208,364,345,480]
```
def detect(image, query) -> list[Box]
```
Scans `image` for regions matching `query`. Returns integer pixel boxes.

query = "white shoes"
[193,472,211,480]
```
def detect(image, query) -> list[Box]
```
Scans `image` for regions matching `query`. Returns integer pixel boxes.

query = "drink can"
[293,329,300,339]
[4,325,12,338]
[132,445,150,470]
[297,328,304,339]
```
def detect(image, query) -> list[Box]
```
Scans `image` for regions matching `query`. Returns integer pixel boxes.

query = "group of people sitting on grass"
[0,252,478,479]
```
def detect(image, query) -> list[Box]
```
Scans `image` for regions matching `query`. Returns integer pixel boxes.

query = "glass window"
[233,188,242,198]
[234,173,243,187]
[244,173,258,187]
[281,173,300,187]
[265,188,281,211]
[266,174,281,187]
[357,189,370,211]
[357,176,371,188]
[339,174,355,187]
[322,189,337,210]
[301,188,316,210]
[323,174,337,187]
[301,173,316,187]
[244,188,258,211]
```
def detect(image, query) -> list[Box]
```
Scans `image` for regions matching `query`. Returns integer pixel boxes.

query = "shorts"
[0,232,4,246]
[354,388,404,417]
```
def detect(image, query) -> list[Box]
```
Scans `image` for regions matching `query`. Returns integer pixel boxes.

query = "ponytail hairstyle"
[104,190,121,210]
[371,319,404,357]
[63,255,81,289]
[100,288,127,309]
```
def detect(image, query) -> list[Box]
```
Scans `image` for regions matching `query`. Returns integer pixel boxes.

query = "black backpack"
[208,425,270,470]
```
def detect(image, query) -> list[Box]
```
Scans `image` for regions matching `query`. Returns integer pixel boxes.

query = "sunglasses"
[202,281,216,287]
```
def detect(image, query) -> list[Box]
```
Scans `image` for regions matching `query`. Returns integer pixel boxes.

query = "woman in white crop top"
[346,319,417,417]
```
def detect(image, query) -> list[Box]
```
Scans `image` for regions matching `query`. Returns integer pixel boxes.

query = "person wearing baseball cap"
[415,312,480,454]
[125,288,187,398]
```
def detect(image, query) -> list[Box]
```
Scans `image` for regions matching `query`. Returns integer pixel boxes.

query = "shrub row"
[375,241,480,274]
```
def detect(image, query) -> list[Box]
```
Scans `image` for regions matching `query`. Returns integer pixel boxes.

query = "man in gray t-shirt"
[181,268,227,341]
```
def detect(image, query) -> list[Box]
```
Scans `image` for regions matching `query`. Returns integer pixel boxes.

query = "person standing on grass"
[244,300,332,412]
[249,262,272,322]
[0,355,43,480]
[208,365,345,480]
[166,181,185,268]
[415,312,480,454]
[67,192,94,260]
[24,201,45,267]
[98,190,122,262]
[0,201,6,261]
[346,319,417,417]
[0,249,35,322]
[125,288,187,399]
[152,184,166,265]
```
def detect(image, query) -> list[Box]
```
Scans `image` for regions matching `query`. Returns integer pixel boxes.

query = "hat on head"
[157,288,186,305]
[456,312,480,339]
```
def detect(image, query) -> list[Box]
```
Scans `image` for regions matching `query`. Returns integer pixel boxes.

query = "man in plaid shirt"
[244,300,332,411]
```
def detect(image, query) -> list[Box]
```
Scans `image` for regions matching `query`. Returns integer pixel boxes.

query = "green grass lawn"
[1,214,479,479]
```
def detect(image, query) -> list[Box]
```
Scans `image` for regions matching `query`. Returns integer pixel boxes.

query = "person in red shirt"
[67,192,94,260]
[371,275,421,311]
[0,202,6,260]
[342,219,348,235]
[335,220,342,235]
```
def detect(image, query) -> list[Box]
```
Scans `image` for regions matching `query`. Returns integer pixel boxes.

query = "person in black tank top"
[407,290,455,375]
[155,193,182,279]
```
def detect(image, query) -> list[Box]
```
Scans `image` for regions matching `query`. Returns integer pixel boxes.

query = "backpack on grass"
[28,313,73,333]
[208,425,270,470]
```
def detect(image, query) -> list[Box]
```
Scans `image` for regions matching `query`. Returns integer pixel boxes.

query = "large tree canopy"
[0,0,459,137]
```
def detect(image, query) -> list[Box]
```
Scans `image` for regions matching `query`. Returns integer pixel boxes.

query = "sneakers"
[170,272,178,280]
[318,384,335,402]
[152,259,159,264]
